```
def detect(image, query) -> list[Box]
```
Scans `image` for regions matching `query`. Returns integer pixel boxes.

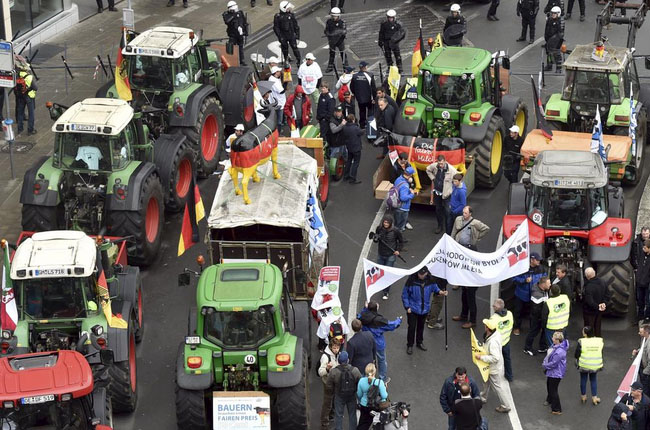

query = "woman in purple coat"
[542,331,569,415]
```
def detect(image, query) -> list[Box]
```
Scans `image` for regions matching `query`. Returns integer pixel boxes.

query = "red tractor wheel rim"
[138,288,143,329]
[335,157,345,178]
[319,171,329,203]
[176,158,192,198]
[145,197,160,243]
[201,114,218,161]
[129,333,136,392]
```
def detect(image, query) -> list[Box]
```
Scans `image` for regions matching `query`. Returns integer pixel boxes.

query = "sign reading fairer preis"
[212,391,270,429]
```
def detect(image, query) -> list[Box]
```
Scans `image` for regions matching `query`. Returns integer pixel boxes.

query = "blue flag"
[630,83,637,157]
[590,105,607,162]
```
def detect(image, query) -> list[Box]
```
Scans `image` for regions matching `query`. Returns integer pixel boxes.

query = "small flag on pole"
[178,176,205,256]
[411,20,425,77]
[531,76,553,139]
[115,28,133,101]
[630,83,637,160]
[590,105,607,162]
[95,247,128,329]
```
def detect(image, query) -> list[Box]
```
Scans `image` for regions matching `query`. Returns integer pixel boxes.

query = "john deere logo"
[554,303,566,312]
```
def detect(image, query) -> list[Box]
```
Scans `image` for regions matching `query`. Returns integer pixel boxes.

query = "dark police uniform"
[273,10,302,65]
[544,15,564,71]
[443,14,467,47]
[350,68,377,129]
[324,17,348,71]
[223,9,249,65]
[517,0,539,42]
[378,19,405,71]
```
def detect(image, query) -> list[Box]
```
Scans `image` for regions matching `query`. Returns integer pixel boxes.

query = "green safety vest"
[545,295,570,330]
[578,337,604,371]
[490,311,514,346]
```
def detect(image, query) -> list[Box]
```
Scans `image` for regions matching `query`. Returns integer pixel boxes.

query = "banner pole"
[444,294,448,351]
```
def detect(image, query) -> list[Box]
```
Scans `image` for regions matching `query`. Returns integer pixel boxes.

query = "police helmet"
[227,0,237,10]
[450,3,461,12]
[331,7,341,16]
[386,9,396,17]
[279,0,289,12]
[551,6,561,13]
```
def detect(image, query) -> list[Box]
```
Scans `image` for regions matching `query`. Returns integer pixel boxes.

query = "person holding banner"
[402,267,448,355]
[575,325,603,405]
[359,301,402,381]
[618,382,650,429]
[632,324,650,396]
[511,253,545,336]
[475,319,514,413]
[607,403,630,429]
[372,214,404,300]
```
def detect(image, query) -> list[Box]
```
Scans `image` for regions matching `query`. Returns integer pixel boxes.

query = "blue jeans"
[334,395,357,430]
[393,209,408,231]
[447,414,456,430]
[376,348,387,380]
[16,96,35,132]
[580,372,597,396]
[502,343,513,381]
[276,108,285,128]
[345,150,361,181]
[330,145,348,162]
[377,254,396,295]
[545,328,566,349]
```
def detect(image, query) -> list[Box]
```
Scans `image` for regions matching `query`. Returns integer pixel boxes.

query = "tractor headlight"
[1,331,11,340]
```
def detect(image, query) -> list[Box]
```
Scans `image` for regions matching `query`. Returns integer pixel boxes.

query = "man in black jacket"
[317,82,337,146]
[517,0,539,43]
[340,91,356,118]
[582,267,611,337]
[452,383,484,430]
[631,227,650,272]
[376,87,398,112]
[444,5,467,46]
[439,367,481,429]
[553,264,573,300]
[223,2,249,65]
[376,98,396,159]
[342,114,364,184]
[324,7,348,72]
[346,318,376,375]
[635,240,650,323]
[351,61,376,129]
[378,9,406,72]
[273,1,301,65]
[503,125,524,183]
[373,214,404,299]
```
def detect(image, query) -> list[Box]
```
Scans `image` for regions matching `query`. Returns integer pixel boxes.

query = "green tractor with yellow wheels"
[395,46,528,188]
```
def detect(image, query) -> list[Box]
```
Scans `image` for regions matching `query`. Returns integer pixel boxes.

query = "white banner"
[363,222,530,301]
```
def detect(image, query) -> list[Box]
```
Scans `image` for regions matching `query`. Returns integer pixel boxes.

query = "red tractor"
[502,149,633,315]
[0,350,114,429]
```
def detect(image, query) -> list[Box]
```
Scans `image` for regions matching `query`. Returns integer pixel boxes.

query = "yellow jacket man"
[15,60,37,135]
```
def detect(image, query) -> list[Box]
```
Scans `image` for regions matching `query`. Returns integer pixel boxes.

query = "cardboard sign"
[213,392,271,429]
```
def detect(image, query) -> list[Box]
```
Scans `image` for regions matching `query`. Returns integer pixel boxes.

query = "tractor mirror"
[99,349,114,365]
[501,57,511,70]
[225,41,234,55]
[178,272,191,287]
[645,56,650,70]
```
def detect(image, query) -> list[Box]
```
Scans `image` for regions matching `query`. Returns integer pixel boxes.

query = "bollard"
[3,118,15,179]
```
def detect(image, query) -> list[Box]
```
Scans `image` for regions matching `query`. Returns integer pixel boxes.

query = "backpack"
[366,378,383,410]
[15,76,28,94]
[338,366,357,400]
[329,322,344,343]
[386,182,406,209]
[316,351,332,375]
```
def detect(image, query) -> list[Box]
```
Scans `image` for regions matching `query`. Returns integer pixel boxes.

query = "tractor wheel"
[108,322,138,413]
[512,100,529,139]
[179,97,224,177]
[330,152,345,181]
[598,261,634,317]
[21,204,59,232]
[272,351,309,430]
[220,66,256,130]
[319,163,330,209]
[114,266,144,343]
[134,276,145,344]
[474,115,506,188]
[160,141,195,212]
[92,387,113,427]
[109,173,164,266]
[615,109,647,185]
[175,386,209,430]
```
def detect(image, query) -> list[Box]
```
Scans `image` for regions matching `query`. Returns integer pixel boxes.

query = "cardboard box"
[375,180,392,200]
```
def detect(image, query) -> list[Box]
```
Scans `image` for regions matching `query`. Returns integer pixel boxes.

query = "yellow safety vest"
[578,337,604,371]
[490,311,514,346]
[545,295,570,330]
[18,71,36,99]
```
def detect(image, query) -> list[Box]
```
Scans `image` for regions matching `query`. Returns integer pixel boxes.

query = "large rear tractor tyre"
[109,173,164,266]
[598,261,634,317]
[512,100,529,139]
[474,115,506,188]
[175,386,209,430]
[108,323,138,413]
[21,204,59,232]
[221,66,256,130]
[272,351,309,430]
[157,141,195,212]
[179,97,224,177]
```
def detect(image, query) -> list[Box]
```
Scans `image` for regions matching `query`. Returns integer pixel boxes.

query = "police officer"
[223,1,249,66]
[544,6,564,74]
[350,61,377,129]
[489,299,514,382]
[378,9,406,73]
[566,0,585,20]
[503,125,523,183]
[14,59,37,135]
[443,4,467,47]
[543,284,570,348]
[317,82,336,146]
[517,0,539,44]
[324,7,348,73]
[273,1,302,66]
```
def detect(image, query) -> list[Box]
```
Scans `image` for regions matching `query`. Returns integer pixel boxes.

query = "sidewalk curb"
[636,174,650,233]
[245,0,327,48]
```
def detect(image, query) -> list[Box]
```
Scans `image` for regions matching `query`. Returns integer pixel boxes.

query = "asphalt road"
[111,0,650,429]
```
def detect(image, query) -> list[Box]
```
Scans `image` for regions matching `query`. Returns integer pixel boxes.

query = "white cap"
[386,9,396,17]
[331,7,341,15]
[270,66,282,74]
[235,124,245,131]
[279,0,288,12]
[551,6,561,13]
[227,0,237,10]
[267,56,279,64]
[305,52,316,60]
[509,125,520,134]
[450,3,461,12]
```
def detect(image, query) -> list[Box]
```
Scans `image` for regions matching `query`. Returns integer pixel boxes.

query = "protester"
[511,253,545,335]
[268,67,286,127]
[476,318,514,413]
[259,56,280,81]
[376,87,398,113]
[336,66,354,101]
[503,125,524,182]
[328,106,347,167]
[351,61,376,129]
[357,363,388,430]
[359,301,402,380]
[426,155,458,235]
[14,59,37,136]
[284,85,312,131]
[489,299,514,382]
[393,166,418,232]
[453,383,485,430]
[608,402,631,430]
[439,367,481,430]
[427,276,448,330]
[552,264,573,300]
[542,331,568,415]
[402,267,448,354]
[575,325,603,405]
[316,313,350,352]
[318,338,341,430]
[372,213,404,300]
[542,284,570,347]
[631,227,650,274]
[326,351,361,430]
[346,318,376,375]
[375,98,396,159]
[632,324,650,396]
[342,114,364,184]
[297,53,323,121]
[618,382,650,429]
[582,267,611,337]
[523,276,551,356]
[340,90,356,118]
[449,174,467,234]
[633,239,650,323]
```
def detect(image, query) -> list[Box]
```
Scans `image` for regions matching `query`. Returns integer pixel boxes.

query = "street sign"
[0,41,15,89]
[123,8,134,29]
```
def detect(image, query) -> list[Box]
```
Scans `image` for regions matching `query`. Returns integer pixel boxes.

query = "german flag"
[411,25,426,78]
[531,75,553,140]
[178,176,205,256]
[115,28,132,101]
[96,247,128,329]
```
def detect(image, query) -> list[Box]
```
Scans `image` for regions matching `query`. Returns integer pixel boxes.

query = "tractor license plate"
[185,336,200,345]
[21,394,54,405]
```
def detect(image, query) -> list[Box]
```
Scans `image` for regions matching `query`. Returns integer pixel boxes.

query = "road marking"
[172,4,200,18]
[347,200,387,319]
[466,11,481,22]
[510,37,544,62]
[489,221,503,312]
[315,16,325,27]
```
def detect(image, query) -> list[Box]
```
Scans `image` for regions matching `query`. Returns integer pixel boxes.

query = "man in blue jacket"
[394,166,418,232]
[359,301,402,380]
[439,366,481,430]
[448,173,467,234]
[511,252,545,336]
[402,267,448,354]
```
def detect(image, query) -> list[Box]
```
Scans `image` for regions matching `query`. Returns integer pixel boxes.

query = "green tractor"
[5,231,143,413]
[96,26,256,176]
[175,262,311,429]
[543,0,650,184]
[20,98,197,265]
[397,46,528,188]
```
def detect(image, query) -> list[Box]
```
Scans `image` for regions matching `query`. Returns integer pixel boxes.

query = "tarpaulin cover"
[521,129,631,162]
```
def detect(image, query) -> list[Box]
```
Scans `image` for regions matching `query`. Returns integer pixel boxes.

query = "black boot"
[250,0,255,6]
[266,0,272,5]
[516,33,526,42]
[544,63,553,71]
[325,63,334,73]
[555,64,562,74]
